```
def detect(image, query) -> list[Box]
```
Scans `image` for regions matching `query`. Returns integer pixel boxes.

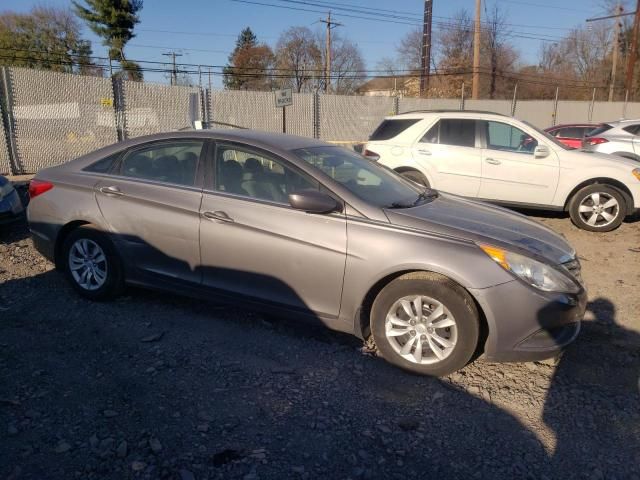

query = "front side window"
[119,141,202,186]
[485,121,538,154]
[214,145,318,204]
[294,146,425,209]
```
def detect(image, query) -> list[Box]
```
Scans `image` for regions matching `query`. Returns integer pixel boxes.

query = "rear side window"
[587,124,612,137]
[556,127,584,139]
[369,119,421,141]
[622,124,640,135]
[439,119,476,148]
[84,152,121,173]
[119,140,203,186]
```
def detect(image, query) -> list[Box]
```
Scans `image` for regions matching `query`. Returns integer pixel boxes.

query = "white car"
[582,119,640,161]
[364,110,640,232]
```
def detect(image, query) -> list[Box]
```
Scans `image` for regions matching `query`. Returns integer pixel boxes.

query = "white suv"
[582,119,640,161]
[364,110,640,232]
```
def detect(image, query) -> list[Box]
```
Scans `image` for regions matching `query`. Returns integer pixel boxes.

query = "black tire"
[568,184,626,232]
[370,272,480,376]
[399,169,430,187]
[62,225,124,300]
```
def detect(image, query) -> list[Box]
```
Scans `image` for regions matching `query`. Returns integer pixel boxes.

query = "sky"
[6,0,619,87]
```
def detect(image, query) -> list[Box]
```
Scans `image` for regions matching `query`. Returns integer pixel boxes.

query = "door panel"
[412,119,481,197]
[479,121,559,204]
[199,194,347,317]
[94,139,205,283]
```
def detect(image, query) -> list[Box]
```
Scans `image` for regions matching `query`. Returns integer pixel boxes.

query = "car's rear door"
[198,142,347,319]
[94,138,206,284]
[411,118,482,197]
[478,120,559,205]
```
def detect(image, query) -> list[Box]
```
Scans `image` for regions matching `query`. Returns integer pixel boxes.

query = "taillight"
[585,137,609,146]
[28,179,54,199]
[363,149,380,161]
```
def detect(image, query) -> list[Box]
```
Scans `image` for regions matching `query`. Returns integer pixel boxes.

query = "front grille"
[562,258,583,285]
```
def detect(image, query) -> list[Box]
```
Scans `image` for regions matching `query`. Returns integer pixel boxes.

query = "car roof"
[390,110,509,120]
[546,123,597,129]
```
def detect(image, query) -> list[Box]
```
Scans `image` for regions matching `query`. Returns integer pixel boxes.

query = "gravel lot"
[1,211,639,480]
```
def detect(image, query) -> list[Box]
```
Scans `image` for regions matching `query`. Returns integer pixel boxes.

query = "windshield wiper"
[386,201,414,209]
[413,188,438,206]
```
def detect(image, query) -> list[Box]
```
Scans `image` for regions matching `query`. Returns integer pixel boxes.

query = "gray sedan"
[27,130,586,376]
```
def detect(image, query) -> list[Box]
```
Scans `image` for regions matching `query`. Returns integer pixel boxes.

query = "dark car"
[27,130,586,376]
[545,124,598,149]
[0,175,24,225]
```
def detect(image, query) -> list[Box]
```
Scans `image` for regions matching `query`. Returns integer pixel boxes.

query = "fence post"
[510,83,518,117]
[588,88,596,122]
[313,91,320,139]
[460,82,465,111]
[198,87,207,125]
[393,95,399,115]
[552,87,559,126]
[111,76,127,141]
[0,67,22,175]
[623,90,629,119]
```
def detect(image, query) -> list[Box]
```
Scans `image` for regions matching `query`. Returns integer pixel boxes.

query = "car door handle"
[485,158,501,165]
[202,210,234,223]
[99,186,124,196]
[417,149,432,155]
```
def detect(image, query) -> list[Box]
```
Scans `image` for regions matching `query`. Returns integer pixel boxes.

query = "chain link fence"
[4,66,640,175]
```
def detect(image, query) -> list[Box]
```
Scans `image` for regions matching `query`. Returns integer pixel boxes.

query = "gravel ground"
[1,212,639,480]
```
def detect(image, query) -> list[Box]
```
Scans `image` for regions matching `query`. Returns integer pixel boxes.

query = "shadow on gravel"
[543,298,640,478]
[0,217,29,244]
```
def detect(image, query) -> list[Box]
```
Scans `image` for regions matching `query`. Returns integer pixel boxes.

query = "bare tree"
[275,27,322,92]
[481,4,517,98]
[396,28,422,72]
[314,31,366,94]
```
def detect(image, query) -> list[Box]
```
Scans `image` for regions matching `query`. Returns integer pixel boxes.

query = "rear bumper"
[0,190,24,225]
[470,280,587,362]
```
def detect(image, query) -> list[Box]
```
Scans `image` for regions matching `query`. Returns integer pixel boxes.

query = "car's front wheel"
[370,272,480,376]
[568,184,626,232]
[62,225,124,300]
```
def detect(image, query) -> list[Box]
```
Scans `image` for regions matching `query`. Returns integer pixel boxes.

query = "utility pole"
[610,4,623,101]
[162,51,183,86]
[626,0,640,95]
[472,0,482,99]
[419,0,433,97]
[320,11,342,93]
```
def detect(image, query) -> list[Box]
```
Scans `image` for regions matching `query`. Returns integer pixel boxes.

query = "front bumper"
[470,280,587,362]
[0,189,24,225]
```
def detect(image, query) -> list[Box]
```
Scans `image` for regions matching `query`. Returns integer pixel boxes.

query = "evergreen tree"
[224,27,274,90]
[73,0,143,80]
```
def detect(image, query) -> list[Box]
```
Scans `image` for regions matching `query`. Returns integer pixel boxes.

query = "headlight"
[633,168,640,181]
[0,182,14,200]
[479,244,580,294]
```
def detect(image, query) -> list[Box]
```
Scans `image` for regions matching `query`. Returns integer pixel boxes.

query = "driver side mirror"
[534,145,550,158]
[289,189,339,214]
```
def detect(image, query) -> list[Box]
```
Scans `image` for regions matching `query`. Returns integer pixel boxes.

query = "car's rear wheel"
[568,184,626,232]
[399,169,429,187]
[62,226,123,300]
[370,272,479,376]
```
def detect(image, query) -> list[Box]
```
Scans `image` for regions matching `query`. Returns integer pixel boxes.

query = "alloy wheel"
[68,238,108,291]
[384,295,458,365]
[577,192,619,228]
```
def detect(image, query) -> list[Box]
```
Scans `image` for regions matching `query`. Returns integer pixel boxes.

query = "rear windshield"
[586,124,612,137]
[369,119,421,141]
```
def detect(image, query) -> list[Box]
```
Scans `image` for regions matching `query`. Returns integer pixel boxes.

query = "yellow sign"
[100,98,113,107]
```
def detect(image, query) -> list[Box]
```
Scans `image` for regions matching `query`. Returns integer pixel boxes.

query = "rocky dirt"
[1,212,639,480]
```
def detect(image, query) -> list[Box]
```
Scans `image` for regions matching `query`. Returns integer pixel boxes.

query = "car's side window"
[119,141,203,186]
[214,145,319,204]
[623,124,640,135]
[439,119,476,148]
[84,151,122,173]
[557,127,582,139]
[485,121,538,154]
[419,121,440,144]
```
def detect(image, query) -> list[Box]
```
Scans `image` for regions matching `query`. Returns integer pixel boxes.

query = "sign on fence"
[274,88,293,108]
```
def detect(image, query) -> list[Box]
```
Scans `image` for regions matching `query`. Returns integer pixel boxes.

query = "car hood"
[385,193,575,265]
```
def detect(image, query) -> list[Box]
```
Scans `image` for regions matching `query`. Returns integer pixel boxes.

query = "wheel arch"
[563,178,634,215]
[355,269,489,355]
[612,151,640,161]
[53,220,93,270]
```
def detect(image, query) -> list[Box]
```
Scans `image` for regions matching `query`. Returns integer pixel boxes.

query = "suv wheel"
[568,184,626,232]
[62,225,124,300]
[399,169,429,187]
[370,272,479,376]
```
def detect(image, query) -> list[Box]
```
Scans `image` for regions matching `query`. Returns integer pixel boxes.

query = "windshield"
[293,146,428,208]
[522,121,571,150]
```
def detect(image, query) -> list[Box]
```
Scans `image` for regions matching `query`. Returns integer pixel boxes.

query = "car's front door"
[411,118,482,197]
[199,142,347,319]
[478,120,559,205]
[94,139,205,283]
